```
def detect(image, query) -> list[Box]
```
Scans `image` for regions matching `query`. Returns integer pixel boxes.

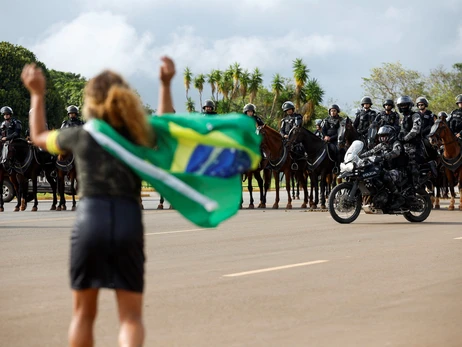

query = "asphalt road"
[1,192,461,346]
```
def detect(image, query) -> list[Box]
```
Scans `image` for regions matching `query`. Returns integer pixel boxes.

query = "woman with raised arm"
[21,56,176,347]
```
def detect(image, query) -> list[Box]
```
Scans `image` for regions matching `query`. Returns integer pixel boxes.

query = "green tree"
[231,62,242,100]
[248,68,263,104]
[292,58,310,111]
[183,67,193,100]
[185,97,196,113]
[48,70,86,109]
[207,69,220,101]
[0,41,64,128]
[269,73,284,120]
[239,70,250,103]
[299,78,325,124]
[361,61,427,104]
[426,63,462,113]
[193,73,206,107]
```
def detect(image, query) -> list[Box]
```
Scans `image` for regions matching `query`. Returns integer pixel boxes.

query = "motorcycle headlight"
[340,162,355,173]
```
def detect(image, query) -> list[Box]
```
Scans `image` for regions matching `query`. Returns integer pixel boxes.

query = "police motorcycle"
[328,140,433,224]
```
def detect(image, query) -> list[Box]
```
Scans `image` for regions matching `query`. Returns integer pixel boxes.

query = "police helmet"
[328,104,340,113]
[243,103,256,114]
[415,96,428,107]
[396,95,414,113]
[202,99,215,110]
[377,125,397,144]
[282,101,295,112]
[360,96,373,106]
[455,94,462,104]
[438,111,448,120]
[315,119,323,126]
[67,105,79,115]
[1,106,13,116]
[383,99,394,108]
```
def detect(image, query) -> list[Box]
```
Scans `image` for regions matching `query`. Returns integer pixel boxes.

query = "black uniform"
[1,118,22,140]
[418,109,435,137]
[375,111,400,132]
[252,115,264,127]
[449,108,462,137]
[354,109,377,136]
[61,118,85,128]
[321,116,344,145]
[280,113,302,137]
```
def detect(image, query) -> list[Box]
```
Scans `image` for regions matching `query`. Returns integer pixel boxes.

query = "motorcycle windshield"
[344,140,364,163]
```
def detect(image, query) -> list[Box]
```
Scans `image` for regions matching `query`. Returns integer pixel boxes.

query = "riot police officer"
[354,96,377,137]
[314,119,323,139]
[321,104,343,145]
[397,95,423,187]
[243,103,264,126]
[61,105,84,128]
[360,125,407,209]
[279,101,302,138]
[375,99,400,132]
[0,106,22,141]
[449,94,462,138]
[415,96,434,138]
[202,99,217,115]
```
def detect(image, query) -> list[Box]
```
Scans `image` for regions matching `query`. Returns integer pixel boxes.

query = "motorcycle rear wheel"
[328,182,362,224]
[403,193,432,223]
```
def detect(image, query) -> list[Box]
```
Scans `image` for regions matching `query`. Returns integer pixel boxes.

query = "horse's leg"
[56,172,66,211]
[313,174,319,209]
[261,169,271,209]
[272,170,280,209]
[285,169,292,209]
[300,169,308,209]
[45,168,57,210]
[291,173,295,200]
[320,172,328,209]
[0,171,4,212]
[31,171,38,212]
[434,185,440,209]
[248,172,255,209]
[71,174,77,211]
[446,169,456,211]
[254,170,264,208]
[158,195,164,209]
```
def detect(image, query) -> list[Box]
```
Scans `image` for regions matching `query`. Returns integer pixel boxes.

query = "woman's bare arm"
[157,56,175,115]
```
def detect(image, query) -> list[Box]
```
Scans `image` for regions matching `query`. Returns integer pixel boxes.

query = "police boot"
[386,182,404,210]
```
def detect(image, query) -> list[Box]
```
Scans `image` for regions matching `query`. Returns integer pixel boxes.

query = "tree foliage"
[0,41,65,129]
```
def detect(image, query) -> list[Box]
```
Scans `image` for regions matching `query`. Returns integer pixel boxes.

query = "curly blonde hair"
[83,70,153,147]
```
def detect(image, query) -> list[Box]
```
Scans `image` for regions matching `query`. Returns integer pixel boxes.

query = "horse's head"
[428,119,447,147]
[337,118,347,148]
[5,139,29,163]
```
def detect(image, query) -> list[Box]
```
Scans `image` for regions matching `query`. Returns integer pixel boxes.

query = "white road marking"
[0,217,75,225]
[223,260,329,277]
[454,237,462,240]
[145,228,211,236]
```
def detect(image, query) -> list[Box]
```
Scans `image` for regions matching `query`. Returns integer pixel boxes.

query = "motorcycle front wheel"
[328,182,362,224]
[403,193,432,223]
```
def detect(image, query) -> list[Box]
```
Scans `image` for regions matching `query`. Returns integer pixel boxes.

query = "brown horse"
[258,125,293,209]
[428,119,462,210]
[56,152,78,211]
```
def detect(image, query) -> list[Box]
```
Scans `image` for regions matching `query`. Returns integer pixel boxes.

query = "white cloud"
[384,6,412,21]
[31,12,153,78]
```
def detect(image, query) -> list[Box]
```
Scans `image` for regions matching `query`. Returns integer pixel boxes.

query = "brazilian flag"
[83,113,261,227]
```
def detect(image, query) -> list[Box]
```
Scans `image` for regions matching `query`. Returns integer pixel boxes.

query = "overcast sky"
[3,0,462,115]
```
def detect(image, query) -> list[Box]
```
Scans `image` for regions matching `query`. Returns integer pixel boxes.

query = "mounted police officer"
[1,106,22,163]
[279,101,302,139]
[415,96,434,138]
[202,99,217,115]
[322,104,344,165]
[360,125,407,209]
[314,119,323,139]
[354,96,377,137]
[61,105,84,128]
[243,103,264,126]
[396,95,423,187]
[448,94,462,139]
[375,99,400,132]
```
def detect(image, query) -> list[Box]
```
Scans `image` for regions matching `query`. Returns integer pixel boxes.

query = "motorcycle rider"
[375,99,400,132]
[360,125,406,209]
[243,103,264,126]
[314,119,323,139]
[1,106,22,163]
[396,95,423,188]
[279,101,302,139]
[322,104,344,165]
[354,96,377,138]
[415,96,434,138]
[202,99,218,115]
[61,105,84,128]
[448,94,462,139]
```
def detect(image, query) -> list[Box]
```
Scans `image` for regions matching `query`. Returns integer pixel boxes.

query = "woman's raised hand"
[159,56,175,85]
[21,64,46,96]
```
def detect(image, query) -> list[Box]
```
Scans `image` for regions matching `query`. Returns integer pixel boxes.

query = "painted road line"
[0,217,75,225]
[454,237,462,240]
[145,228,211,236]
[223,260,329,277]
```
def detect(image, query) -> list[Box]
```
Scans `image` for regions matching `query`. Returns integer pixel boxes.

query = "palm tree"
[231,62,242,100]
[300,78,325,124]
[194,74,206,107]
[239,70,251,103]
[207,70,218,100]
[211,69,222,100]
[293,58,310,111]
[183,67,193,100]
[218,69,233,101]
[270,73,284,120]
[248,68,263,104]
[185,97,196,113]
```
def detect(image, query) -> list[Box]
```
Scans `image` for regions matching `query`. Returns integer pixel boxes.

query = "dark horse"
[258,124,293,209]
[3,139,57,211]
[338,117,361,151]
[290,127,336,209]
[56,152,78,211]
[428,119,462,210]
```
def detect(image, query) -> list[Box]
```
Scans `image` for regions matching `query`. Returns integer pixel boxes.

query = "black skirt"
[70,196,145,293]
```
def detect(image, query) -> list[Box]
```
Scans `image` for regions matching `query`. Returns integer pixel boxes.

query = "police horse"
[55,152,78,211]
